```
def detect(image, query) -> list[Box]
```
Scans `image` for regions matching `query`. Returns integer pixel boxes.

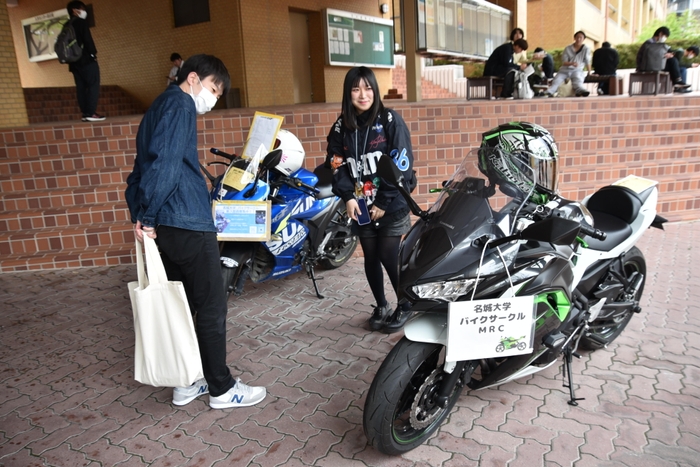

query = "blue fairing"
[214,180,269,201]
[265,219,308,264]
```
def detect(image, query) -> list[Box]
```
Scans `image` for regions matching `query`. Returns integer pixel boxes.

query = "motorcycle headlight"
[412,278,478,302]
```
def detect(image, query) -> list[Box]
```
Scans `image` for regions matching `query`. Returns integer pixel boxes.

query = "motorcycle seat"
[585,185,652,251]
[313,164,335,199]
[586,185,651,224]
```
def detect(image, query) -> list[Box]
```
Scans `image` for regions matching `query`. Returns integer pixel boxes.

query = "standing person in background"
[125,54,266,409]
[327,66,415,334]
[167,53,183,87]
[65,1,105,122]
[591,42,619,95]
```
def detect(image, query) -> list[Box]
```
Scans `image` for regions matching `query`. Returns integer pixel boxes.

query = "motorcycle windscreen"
[401,150,536,283]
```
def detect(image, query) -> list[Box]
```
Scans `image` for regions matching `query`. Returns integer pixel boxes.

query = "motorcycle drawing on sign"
[362,122,666,455]
[200,129,358,299]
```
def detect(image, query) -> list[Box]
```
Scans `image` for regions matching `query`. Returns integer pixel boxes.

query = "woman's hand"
[370,206,385,221]
[346,199,360,221]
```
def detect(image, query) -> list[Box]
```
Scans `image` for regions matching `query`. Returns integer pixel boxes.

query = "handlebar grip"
[291,178,320,194]
[579,223,606,241]
[210,148,235,161]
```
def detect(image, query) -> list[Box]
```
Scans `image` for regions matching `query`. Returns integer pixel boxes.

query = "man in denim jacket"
[125,54,266,409]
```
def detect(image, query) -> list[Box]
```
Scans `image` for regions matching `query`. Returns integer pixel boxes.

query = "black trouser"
[665,57,683,84]
[70,60,101,116]
[501,70,516,97]
[155,226,235,397]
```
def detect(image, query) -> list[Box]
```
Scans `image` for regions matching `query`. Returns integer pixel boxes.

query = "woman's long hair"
[341,66,384,131]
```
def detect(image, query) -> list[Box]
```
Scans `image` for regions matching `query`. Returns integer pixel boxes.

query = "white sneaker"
[172,378,209,406]
[209,378,266,409]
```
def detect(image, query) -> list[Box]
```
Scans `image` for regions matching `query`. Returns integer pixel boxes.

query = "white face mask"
[78,9,88,19]
[189,76,218,114]
[659,36,667,43]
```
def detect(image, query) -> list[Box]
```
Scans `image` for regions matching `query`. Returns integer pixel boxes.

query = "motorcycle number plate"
[446,296,536,362]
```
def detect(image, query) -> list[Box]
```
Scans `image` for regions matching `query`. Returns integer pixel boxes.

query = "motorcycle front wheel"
[363,337,466,455]
[580,246,646,350]
[319,206,357,269]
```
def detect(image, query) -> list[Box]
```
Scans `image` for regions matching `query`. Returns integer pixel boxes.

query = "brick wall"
[0,3,29,128]
[6,0,390,111]
[1,95,699,272]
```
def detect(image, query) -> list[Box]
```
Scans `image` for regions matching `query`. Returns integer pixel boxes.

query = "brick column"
[0,2,28,129]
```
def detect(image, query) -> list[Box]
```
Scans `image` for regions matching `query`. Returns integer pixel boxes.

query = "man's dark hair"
[66,1,86,16]
[510,28,524,41]
[602,41,611,48]
[513,39,528,51]
[176,54,231,95]
[534,47,544,53]
[170,53,182,62]
[341,66,384,131]
[654,26,670,38]
[687,45,700,56]
[574,30,586,39]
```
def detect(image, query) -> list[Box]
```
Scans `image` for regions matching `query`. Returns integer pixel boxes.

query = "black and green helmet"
[479,122,560,196]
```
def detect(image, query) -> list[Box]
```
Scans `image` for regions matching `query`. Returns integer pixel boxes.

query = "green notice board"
[324,9,394,68]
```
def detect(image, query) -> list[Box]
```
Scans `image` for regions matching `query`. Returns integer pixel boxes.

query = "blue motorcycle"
[200,130,357,299]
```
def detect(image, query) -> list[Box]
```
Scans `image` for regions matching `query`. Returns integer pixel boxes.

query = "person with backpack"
[64,1,105,122]
[326,66,415,333]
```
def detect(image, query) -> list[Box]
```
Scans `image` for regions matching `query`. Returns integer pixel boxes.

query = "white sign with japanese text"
[446,296,536,361]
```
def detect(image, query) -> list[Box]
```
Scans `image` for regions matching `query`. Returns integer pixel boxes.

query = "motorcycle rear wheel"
[319,206,357,269]
[580,246,646,350]
[363,337,466,455]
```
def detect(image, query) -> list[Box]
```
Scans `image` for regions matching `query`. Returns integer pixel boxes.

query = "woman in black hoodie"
[326,67,414,333]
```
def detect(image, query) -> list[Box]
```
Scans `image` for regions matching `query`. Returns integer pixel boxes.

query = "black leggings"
[359,235,402,308]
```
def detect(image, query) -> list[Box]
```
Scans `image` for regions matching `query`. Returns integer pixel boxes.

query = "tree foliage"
[638,11,700,43]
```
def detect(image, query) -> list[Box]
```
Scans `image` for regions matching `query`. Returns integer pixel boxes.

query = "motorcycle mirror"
[376,155,428,220]
[261,149,283,171]
[521,217,581,246]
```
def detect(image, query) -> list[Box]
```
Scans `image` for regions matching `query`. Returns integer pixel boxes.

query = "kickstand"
[562,345,584,406]
[305,262,324,299]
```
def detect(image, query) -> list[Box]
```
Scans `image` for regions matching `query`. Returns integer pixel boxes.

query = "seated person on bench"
[483,38,529,98]
[591,42,619,95]
[636,26,690,91]
[528,47,554,96]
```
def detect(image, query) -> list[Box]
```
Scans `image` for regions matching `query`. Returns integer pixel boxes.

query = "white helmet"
[273,129,305,176]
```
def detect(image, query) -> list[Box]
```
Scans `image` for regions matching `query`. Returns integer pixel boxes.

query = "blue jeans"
[155,226,235,396]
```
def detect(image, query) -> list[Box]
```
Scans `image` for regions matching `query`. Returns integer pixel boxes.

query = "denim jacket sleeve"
[125,92,198,228]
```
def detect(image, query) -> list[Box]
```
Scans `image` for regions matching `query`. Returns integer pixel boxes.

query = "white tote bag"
[128,236,204,387]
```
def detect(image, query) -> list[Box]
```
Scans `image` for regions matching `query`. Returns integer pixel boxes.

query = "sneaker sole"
[172,391,208,406]
[209,392,266,409]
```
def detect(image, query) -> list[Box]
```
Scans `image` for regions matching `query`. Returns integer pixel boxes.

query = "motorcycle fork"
[435,360,476,408]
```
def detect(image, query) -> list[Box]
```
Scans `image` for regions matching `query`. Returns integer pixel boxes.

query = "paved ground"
[1,220,698,467]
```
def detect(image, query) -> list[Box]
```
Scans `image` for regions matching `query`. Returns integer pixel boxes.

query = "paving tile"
[0,221,699,465]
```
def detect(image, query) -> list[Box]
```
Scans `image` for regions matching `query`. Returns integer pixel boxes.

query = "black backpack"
[54,18,83,64]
